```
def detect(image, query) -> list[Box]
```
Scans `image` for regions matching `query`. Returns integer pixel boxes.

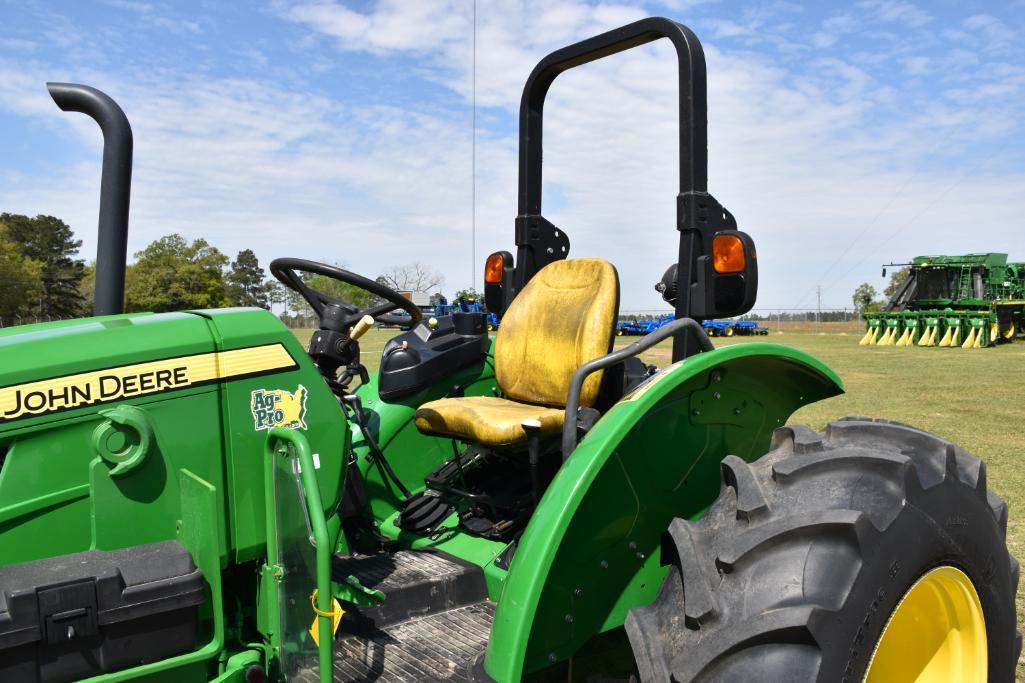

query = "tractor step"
[295,600,494,682]
[332,549,488,632]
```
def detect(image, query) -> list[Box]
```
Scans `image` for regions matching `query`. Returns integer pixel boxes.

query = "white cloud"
[0,55,514,297]
[272,0,1025,310]
[856,0,932,29]
[277,0,650,108]
[280,0,467,53]
[709,18,757,38]
[962,14,1016,51]
[102,0,202,34]
[903,56,929,76]
[812,13,858,49]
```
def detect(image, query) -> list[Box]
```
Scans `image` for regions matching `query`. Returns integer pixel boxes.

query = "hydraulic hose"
[342,395,412,500]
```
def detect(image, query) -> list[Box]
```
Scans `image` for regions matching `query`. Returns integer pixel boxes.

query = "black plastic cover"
[378,313,489,401]
[0,541,204,683]
[593,357,655,412]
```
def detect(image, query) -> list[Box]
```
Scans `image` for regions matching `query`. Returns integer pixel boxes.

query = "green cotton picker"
[860,253,1025,348]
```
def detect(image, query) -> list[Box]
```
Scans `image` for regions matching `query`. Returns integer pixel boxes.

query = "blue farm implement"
[701,320,767,337]
[702,320,735,337]
[616,314,673,336]
[434,299,500,331]
[731,321,769,336]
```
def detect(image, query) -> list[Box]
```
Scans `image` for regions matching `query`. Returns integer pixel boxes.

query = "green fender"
[484,343,843,680]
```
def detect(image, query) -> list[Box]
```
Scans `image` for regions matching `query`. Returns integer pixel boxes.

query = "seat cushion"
[495,258,619,408]
[414,396,564,447]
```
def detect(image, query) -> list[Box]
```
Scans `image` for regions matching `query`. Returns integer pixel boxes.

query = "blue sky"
[1,0,1023,312]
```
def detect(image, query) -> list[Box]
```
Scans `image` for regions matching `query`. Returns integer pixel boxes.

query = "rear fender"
[484,343,843,680]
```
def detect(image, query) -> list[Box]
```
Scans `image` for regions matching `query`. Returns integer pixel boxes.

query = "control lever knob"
[350,315,374,341]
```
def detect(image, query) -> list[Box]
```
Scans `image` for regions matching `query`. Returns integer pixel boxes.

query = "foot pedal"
[397,490,451,534]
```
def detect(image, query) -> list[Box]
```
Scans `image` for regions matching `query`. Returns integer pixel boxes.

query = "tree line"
[0,213,281,321]
[0,212,444,326]
[4,209,907,325]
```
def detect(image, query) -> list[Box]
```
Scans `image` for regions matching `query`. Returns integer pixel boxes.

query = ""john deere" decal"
[251,385,307,431]
[0,344,297,425]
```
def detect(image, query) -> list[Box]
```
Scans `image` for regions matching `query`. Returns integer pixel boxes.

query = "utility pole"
[816,285,821,334]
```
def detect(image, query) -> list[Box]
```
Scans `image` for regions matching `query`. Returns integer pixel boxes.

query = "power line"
[470,0,477,289]
[799,176,919,307]
[825,153,993,292]
[787,125,964,311]
[788,170,921,312]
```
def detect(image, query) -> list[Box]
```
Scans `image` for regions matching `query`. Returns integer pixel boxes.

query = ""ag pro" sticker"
[251,385,307,431]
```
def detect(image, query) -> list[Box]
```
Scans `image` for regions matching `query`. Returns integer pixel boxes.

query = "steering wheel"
[270,258,423,330]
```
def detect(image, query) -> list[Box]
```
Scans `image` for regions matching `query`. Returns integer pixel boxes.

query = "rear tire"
[626,418,1019,682]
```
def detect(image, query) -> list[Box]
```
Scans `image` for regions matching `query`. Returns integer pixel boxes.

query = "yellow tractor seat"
[414,257,619,447]
[414,397,565,446]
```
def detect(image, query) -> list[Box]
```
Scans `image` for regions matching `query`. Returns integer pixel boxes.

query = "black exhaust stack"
[47,82,133,316]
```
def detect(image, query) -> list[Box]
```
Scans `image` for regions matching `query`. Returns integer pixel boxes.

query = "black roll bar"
[47,83,133,316]
[518,17,707,214]
[514,18,714,361]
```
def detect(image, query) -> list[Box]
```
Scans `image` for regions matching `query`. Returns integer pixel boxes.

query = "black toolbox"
[0,540,205,683]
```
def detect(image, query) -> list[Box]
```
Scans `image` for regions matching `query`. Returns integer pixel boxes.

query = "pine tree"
[226,249,270,309]
[0,222,45,322]
[0,213,87,317]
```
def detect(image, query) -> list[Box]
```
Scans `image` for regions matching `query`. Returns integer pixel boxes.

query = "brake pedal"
[397,490,452,534]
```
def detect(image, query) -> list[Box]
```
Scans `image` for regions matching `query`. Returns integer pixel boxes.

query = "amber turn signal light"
[485,253,505,284]
[712,234,746,273]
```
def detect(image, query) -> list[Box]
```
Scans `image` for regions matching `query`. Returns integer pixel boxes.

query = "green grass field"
[293,326,1025,672]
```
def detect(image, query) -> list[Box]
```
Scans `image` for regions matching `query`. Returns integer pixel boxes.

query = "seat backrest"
[494,258,619,408]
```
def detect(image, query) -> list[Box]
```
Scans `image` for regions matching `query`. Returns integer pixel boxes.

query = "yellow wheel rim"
[865,566,987,682]
[1003,322,1016,340]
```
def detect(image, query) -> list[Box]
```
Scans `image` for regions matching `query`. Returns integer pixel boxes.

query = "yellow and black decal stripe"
[0,343,297,425]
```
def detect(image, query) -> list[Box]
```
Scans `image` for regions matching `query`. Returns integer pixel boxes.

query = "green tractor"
[861,253,1025,348]
[0,18,1018,683]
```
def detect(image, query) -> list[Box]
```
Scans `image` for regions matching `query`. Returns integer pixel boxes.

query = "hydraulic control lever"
[312,315,375,389]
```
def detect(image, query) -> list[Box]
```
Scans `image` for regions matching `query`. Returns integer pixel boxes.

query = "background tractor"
[861,253,1025,348]
[0,17,1019,683]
